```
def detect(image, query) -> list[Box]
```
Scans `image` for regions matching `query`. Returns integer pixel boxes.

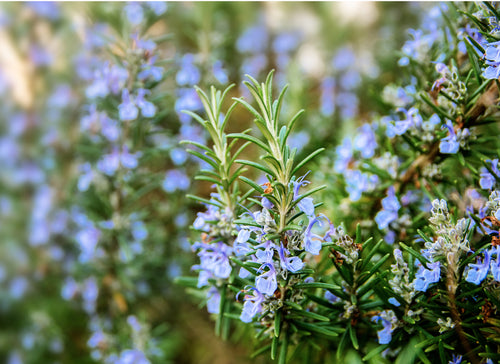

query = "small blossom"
[278,243,304,273]
[255,263,278,296]
[240,288,265,323]
[413,261,441,292]
[439,120,460,154]
[206,287,221,314]
[465,250,491,285]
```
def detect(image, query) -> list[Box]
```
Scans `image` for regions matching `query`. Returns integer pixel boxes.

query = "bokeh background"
[0,2,431,363]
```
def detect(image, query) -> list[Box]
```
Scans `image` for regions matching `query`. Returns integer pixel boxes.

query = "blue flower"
[385,107,422,137]
[375,187,401,230]
[413,261,441,292]
[448,354,462,364]
[325,291,339,303]
[206,287,221,314]
[490,246,500,281]
[195,242,232,280]
[278,243,304,273]
[371,310,396,345]
[146,1,167,15]
[465,250,491,285]
[482,41,500,79]
[117,349,150,364]
[162,170,190,192]
[125,2,144,26]
[353,123,377,158]
[292,174,315,219]
[388,297,401,307]
[479,159,499,190]
[261,196,274,210]
[212,60,228,84]
[304,216,327,255]
[138,56,164,81]
[334,137,352,173]
[255,240,277,264]
[176,54,200,86]
[237,25,268,53]
[255,263,278,296]
[119,89,139,121]
[240,288,265,323]
[320,77,336,117]
[439,120,459,154]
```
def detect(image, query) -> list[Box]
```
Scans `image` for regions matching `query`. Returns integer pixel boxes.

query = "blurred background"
[0,2,428,363]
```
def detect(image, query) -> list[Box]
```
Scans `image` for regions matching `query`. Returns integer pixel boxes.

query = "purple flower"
[439,121,459,154]
[413,261,441,292]
[255,263,278,296]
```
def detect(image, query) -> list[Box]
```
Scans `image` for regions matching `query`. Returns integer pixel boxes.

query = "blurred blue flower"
[176,54,200,86]
[147,1,167,15]
[213,60,229,84]
[332,47,356,71]
[439,120,459,154]
[125,3,144,26]
[206,287,220,314]
[119,89,139,121]
[353,123,377,158]
[27,1,60,20]
[237,25,268,53]
[162,170,190,192]
[320,77,336,117]
[324,291,339,303]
